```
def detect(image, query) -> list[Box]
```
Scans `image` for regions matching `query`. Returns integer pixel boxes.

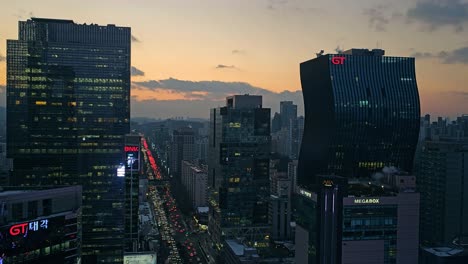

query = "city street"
[142,137,206,264]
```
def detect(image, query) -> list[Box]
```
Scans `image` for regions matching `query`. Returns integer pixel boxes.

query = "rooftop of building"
[422,246,468,257]
[347,180,397,197]
[347,167,416,197]
[31,17,74,24]
[0,185,82,199]
[225,240,246,256]
[226,94,263,109]
[28,17,128,28]
[341,48,385,56]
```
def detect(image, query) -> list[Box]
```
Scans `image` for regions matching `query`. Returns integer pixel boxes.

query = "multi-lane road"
[142,137,206,264]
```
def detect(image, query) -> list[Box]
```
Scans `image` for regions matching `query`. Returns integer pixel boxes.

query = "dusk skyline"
[1,0,467,118]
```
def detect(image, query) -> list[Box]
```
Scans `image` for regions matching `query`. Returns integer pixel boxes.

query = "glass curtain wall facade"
[124,135,141,252]
[298,50,420,189]
[208,96,271,248]
[7,18,130,263]
[296,49,421,264]
[342,205,398,264]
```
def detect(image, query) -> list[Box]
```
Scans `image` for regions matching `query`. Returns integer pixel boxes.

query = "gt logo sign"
[331,56,346,65]
[125,146,139,152]
[9,219,49,236]
[10,223,28,236]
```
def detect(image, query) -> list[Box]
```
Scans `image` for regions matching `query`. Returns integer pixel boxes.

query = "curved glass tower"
[298,49,420,190]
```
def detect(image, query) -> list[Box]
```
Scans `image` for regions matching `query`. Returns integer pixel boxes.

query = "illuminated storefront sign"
[124,253,157,264]
[354,198,380,204]
[125,145,140,171]
[125,146,139,152]
[1,214,76,261]
[323,180,334,187]
[331,56,346,65]
[299,189,312,198]
[117,165,125,177]
[9,219,48,236]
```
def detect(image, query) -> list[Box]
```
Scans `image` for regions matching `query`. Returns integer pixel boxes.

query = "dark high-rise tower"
[208,95,271,249]
[279,101,298,158]
[417,139,468,246]
[169,127,194,180]
[280,101,297,130]
[296,49,421,264]
[7,18,131,263]
[298,48,420,189]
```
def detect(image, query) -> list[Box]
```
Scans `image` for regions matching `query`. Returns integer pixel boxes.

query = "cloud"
[363,5,390,32]
[131,78,303,118]
[439,46,468,64]
[215,64,237,69]
[232,49,246,55]
[411,51,436,59]
[411,46,468,64]
[13,9,34,19]
[406,0,468,32]
[446,90,468,98]
[266,0,321,14]
[131,35,141,43]
[131,66,145,76]
[0,53,5,62]
[133,78,268,96]
[267,0,288,10]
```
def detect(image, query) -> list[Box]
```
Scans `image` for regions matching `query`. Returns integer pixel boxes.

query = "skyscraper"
[280,101,297,130]
[279,101,298,159]
[298,48,420,188]
[7,18,131,263]
[124,134,141,252]
[208,95,271,250]
[0,186,82,263]
[296,49,421,263]
[169,127,194,180]
[417,138,468,246]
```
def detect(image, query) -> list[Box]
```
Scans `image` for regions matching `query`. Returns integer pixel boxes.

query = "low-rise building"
[0,186,82,263]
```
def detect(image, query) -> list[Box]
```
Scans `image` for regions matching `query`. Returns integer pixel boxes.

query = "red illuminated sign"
[125,146,139,152]
[9,219,49,236]
[331,56,346,65]
[9,223,28,236]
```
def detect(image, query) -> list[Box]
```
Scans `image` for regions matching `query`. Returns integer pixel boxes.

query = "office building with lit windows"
[6,18,130,263]
[124,134,141,252]
[298,49,420,187]
[295,49,421,263]
[416,138,468,247]
[208,95,271,250]
[0,186,82,263]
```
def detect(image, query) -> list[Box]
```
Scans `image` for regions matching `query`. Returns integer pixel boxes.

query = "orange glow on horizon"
[131,87,214,101]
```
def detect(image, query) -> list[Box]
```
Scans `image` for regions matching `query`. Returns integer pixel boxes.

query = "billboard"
[125,145,140,171]
[124,253,157,264]
[0,213,78,259]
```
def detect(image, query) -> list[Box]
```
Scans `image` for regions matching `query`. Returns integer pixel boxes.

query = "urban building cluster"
[0,17,467,264]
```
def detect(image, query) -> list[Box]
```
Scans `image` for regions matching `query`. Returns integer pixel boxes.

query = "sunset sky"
[0,0,467,118]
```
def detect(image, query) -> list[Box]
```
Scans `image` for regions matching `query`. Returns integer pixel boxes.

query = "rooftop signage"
[299,189,312,198]
[331,56,346,65]
[354,198,379,204]
[125,146,139,152]
[9,219,49,236]
[323,180,334,187]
